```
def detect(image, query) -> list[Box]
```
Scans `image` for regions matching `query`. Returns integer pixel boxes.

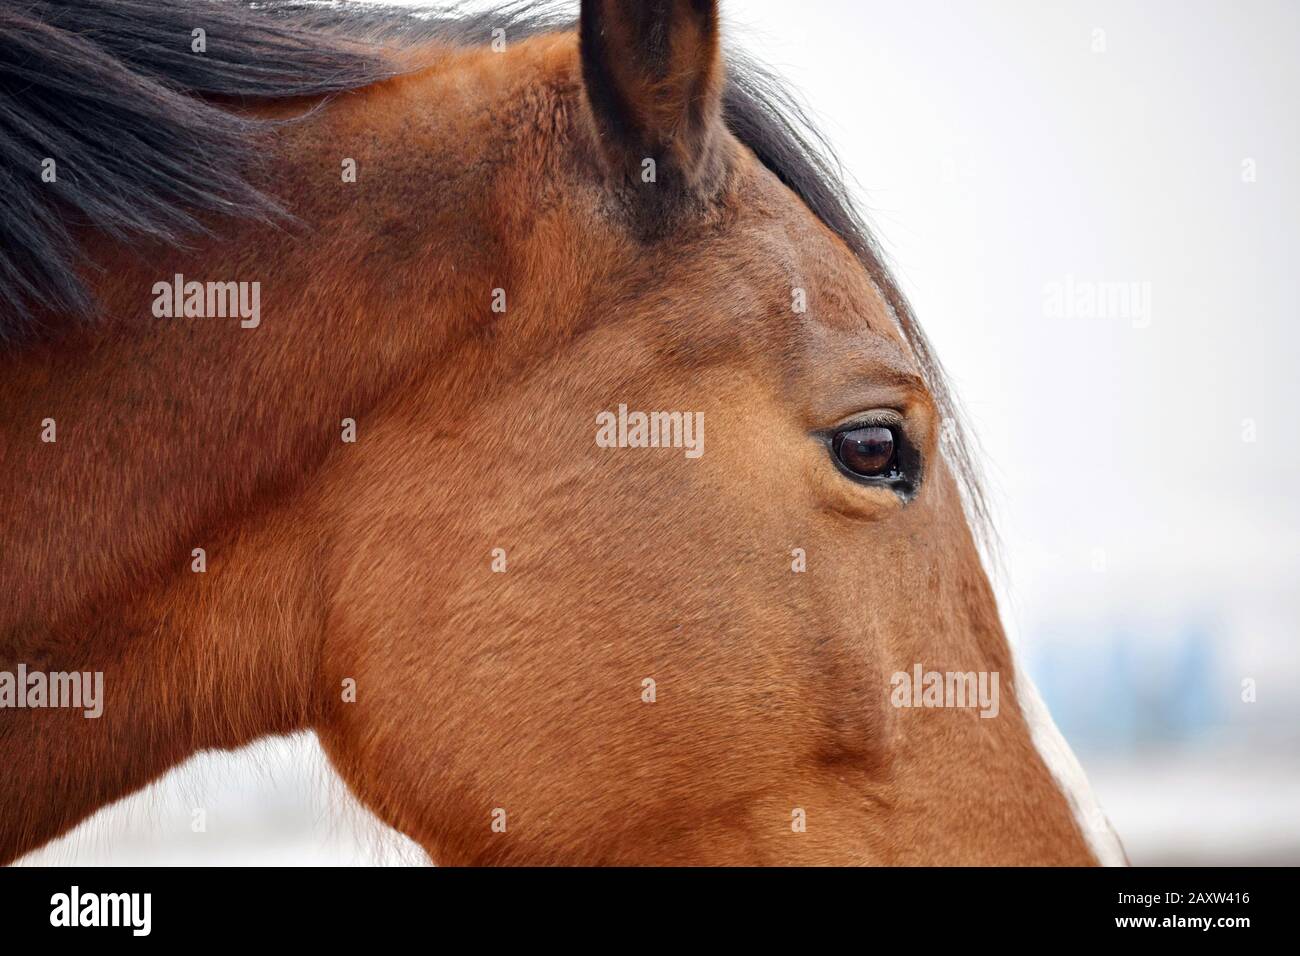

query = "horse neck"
[0,39,548,860]
[0,39,545,641]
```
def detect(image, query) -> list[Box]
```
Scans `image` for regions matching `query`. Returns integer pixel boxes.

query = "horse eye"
[832,426,897,478]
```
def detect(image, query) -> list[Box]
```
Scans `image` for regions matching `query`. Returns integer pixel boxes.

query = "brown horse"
[0,0,1124,865]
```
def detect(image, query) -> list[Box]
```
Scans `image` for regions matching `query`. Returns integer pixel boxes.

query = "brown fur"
[0,5,1097,864]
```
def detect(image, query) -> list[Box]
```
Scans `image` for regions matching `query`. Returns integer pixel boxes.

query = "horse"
[0,0,1125,865]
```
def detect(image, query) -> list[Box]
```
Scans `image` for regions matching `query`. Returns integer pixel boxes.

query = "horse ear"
[579,0,726,211]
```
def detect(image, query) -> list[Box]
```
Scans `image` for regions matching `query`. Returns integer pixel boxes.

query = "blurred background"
[20,0,1299,865]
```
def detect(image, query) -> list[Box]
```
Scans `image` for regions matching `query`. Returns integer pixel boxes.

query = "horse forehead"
[737,169,901,341]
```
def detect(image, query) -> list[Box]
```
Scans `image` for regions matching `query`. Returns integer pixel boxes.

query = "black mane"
[0,0,989,536]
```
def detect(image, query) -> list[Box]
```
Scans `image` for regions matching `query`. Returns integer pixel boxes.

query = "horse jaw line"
[1013,650,1129,866]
